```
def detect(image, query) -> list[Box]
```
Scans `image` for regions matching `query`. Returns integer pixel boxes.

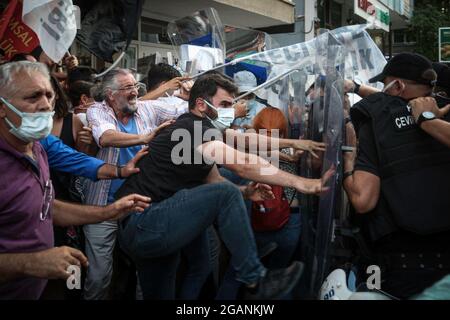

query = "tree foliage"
[410,1,450,61]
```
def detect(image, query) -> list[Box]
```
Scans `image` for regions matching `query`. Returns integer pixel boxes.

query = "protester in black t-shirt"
[116,74,332,299]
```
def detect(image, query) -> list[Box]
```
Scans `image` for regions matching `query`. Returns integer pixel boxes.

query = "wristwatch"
[416,111,436,126]
[353,79,362,95]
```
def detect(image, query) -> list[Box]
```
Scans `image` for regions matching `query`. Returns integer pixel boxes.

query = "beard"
[120,97,138,114]
[122,103,138,114]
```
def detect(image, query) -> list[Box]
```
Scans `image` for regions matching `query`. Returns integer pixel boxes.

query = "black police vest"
[351,93,450,237]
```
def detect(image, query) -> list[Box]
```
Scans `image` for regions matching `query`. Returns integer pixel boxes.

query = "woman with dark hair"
[50,75,97,156]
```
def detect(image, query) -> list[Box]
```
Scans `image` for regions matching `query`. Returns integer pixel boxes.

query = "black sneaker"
[243,261,304,300]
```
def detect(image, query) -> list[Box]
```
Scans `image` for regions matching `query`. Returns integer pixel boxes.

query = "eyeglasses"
[115,83,144,92]
[40,180,53,221]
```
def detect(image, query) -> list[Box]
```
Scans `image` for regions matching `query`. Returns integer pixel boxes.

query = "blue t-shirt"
[107,118,141,204]
[41,135,104,181]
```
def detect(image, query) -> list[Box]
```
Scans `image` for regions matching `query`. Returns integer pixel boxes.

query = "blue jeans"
[178,227,219,300]
[254,212,301,269]
[118,182,266,299]
[216,210,301,300]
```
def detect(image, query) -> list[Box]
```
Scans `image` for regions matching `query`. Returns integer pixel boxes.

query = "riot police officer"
[343,53,450,299]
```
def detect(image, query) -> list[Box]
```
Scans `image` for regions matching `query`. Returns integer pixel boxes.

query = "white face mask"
[164,91,182,104]
[203,100,235,131]
[383,80,400,93]
[1,97,54,143]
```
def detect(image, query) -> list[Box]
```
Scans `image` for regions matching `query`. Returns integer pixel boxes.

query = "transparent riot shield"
[312,42,345,296]
[225,26,279,60]
[167,8,226,75]
[287,71,309,140]
[224,27,278,85]
[298,30,345,298]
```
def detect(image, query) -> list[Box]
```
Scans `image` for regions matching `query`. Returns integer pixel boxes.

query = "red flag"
[0,0,40,60]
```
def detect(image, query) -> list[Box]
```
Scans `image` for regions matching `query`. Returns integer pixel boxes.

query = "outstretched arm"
[52,194,151,227]
[199,140,332,195]
[224,129,326,158]
[204,164,274,201]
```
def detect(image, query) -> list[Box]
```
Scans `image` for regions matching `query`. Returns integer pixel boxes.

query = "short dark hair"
[201,70,233,82]
[68,80,95,106]
[147,63,181,91]
[188,73,238,109]
[30,46,43,60]
[433,62,450,96]
[67,66,96,85]
[10,53,34,62]
[50,75,71,119]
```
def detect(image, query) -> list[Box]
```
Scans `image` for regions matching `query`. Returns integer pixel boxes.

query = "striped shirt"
[84,98,188,206]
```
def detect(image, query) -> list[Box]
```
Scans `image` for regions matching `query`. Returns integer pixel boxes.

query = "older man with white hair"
[0,61,150,300]
[83,68,187,300]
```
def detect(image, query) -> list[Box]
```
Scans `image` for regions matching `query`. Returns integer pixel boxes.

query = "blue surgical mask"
[203,100,235,131]
[1,97,54,142]
[246,99,258,110]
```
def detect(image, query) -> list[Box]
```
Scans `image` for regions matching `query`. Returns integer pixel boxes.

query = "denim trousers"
[215,212,302,300]
[254,212,302,269]
[118,181,266,299]
[178,227,220,300]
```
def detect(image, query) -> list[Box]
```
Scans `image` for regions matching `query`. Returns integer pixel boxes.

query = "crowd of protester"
[0,46,450,300]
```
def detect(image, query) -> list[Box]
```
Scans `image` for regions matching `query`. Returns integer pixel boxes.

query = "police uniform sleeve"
[354,121,380,176]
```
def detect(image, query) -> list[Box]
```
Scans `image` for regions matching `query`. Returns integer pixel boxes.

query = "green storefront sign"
[377,8,390,25]
[440,27,450,63]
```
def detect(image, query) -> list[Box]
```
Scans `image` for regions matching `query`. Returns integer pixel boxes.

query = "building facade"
[315,0,415,57]
[78,0,296,71]
[0,0,417,67]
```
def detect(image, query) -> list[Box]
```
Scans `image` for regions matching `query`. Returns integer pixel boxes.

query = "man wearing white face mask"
[0,61,151,300]
[203,98,236,131]
[343,53,450,299]
[115,73,334,299]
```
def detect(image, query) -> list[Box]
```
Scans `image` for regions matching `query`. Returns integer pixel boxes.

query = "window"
[405,32,416,43]
[317,0,343,29]
[123,46,137,70]
[393,30,416,44]
[330,1,342,28]
[394,30,405,44]
[140,17,171,44]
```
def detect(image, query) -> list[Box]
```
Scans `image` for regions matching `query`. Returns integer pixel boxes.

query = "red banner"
[0,0,40,60]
